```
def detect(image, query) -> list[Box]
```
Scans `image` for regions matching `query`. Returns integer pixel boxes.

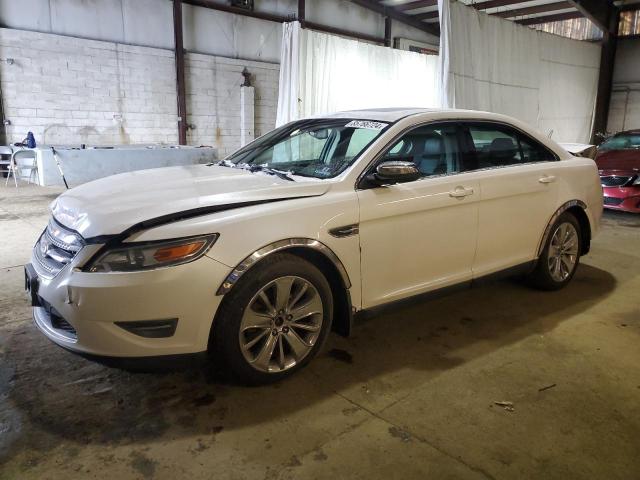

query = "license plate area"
[24,263,41,307]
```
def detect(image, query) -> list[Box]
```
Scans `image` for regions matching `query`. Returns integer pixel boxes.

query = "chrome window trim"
[355,118,560,190]
[216,238,351,295]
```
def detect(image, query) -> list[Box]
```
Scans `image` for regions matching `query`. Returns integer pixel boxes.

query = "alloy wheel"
[239,276,324,373]
[548,222,579,282]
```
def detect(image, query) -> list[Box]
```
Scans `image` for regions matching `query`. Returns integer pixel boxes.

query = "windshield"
[225,119,388,179]
[599,133,640,151]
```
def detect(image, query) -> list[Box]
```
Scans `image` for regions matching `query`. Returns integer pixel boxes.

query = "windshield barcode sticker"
[345,120,388,130]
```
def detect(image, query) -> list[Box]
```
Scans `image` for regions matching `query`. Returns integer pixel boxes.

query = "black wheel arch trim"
[216,238,352,296]
[215,238,354,337]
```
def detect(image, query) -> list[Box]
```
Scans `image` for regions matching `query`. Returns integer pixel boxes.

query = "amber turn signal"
[153,241,207,262]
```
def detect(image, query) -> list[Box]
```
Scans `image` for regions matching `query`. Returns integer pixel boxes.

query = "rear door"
[459,122,560,276]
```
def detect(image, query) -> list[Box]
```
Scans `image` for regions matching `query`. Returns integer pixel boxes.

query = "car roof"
[319,107,498,123]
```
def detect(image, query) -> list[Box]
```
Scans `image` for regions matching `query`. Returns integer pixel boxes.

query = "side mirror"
[365,160,420,187]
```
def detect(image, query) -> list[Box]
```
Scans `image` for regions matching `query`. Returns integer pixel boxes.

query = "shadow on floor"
[0,263,616,462]
[601,209,640,228]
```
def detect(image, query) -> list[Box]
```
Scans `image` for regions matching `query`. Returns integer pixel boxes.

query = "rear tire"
[210,253,333,385]
[527,212,582,291]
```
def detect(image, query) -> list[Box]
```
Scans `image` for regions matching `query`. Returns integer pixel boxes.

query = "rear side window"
[519,137,557,162]
[463,123,556,170]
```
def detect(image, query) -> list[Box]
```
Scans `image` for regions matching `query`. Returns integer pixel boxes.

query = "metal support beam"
[184,0,289,22]
[567,0,614,32]
[413,10,439,21]
[303,20,386,43]
[592,7,621,142]
[185,0,386,43]
[472,0,532,10]
[173,0,187,145]
[395,0,437,12]
[494,2,573,19]
[516,11,584,26]
[384,16,392,47]
[298,0,305,25]
[348,0,440,36]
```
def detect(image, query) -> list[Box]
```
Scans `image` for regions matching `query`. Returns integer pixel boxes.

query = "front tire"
[527,212,582,291]
[211,253,333,384]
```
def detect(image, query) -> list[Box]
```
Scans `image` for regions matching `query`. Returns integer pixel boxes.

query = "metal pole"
[592,7,620,143]
[384,16,392,47]
[298,0,305,26]
[173,0,188,145]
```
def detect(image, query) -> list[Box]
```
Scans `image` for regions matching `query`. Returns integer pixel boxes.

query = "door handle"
[449,186,474,198]
[539,175,556,184]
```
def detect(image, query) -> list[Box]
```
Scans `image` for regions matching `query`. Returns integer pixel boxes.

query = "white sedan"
[27,108,603,383]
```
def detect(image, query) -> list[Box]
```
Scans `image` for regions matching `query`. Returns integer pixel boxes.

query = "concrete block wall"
[185,53,278,156]
[0,28,279,153]
[0,28,178,145]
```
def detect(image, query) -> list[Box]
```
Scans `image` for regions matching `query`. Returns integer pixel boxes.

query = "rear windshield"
[226,118,388,179]
[599,133,640,151]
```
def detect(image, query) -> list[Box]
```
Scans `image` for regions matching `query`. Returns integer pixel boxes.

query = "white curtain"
[276,21,301,127]
[276,22,439,126]
[537,34,601,143]
[438,0,601,143]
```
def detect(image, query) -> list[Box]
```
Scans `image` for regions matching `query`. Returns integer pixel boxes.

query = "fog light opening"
[115,319,178,338]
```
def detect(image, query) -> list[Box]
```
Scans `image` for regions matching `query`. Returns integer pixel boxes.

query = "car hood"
[595,149,640,176]
[51,165,329,239]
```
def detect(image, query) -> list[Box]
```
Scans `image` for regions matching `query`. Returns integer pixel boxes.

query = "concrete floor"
[0,183,639,480]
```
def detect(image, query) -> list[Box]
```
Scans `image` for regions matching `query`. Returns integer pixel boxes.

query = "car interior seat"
[404,133,446,176]
[488,137,519,166]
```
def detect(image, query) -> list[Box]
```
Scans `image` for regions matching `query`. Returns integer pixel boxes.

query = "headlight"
[47,218,84,252]
[633,176,640,185]
[86,234,218,272]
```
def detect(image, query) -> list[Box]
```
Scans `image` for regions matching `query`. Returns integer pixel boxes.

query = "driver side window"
[382,124,461,177]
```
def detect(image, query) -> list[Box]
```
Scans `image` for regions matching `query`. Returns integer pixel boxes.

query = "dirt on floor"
[0,184,639,480]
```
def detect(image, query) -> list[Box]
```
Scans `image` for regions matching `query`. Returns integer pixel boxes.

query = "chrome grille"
[600,175,633,187]
[33,219,84,278]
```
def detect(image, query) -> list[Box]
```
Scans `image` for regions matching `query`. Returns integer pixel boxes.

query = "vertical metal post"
[298,0,305,26]
[592,7,620,143]
[384,16,392,47]
[173,0,188,145]
[0,90,6,145]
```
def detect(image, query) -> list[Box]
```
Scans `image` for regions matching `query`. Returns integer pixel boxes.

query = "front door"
[357,123,480,308]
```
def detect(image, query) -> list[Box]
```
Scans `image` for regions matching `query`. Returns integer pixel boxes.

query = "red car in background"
[595,129,640,213]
